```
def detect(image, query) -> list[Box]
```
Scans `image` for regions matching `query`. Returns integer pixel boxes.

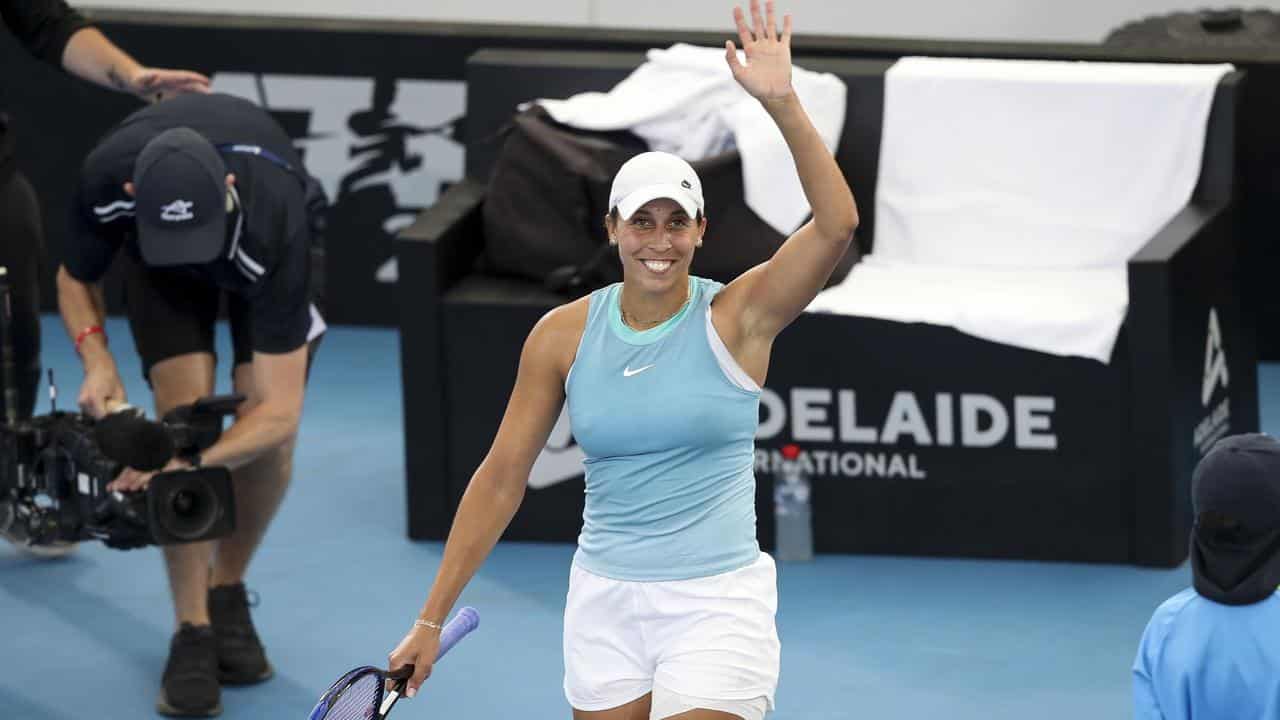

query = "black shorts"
[123,258,322,382]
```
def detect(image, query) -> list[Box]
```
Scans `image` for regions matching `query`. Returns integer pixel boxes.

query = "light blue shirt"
[1133,588,1280,719]
[566,276,761,581]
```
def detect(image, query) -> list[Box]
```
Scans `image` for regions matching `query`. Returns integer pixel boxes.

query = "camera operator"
[59,92,326,718]
[2,3,207,560]
[1,3,208,424]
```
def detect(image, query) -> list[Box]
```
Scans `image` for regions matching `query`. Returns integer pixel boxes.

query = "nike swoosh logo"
[623,364,655,377]
[528,405,586,490]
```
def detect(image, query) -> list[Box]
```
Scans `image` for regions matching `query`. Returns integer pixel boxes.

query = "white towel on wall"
[532,43,847,235]
[808,56,1233,362]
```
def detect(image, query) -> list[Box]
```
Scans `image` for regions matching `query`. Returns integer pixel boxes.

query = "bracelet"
[74,325,106,355]
[413,618,443,632]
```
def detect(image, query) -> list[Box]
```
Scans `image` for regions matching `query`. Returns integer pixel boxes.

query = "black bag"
[482,107,803,297]
[481,107,638,295]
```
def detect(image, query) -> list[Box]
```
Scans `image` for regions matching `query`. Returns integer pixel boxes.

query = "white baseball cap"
[609,151,704,220]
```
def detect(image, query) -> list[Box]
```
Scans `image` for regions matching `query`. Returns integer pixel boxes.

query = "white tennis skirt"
[563,551,781,715]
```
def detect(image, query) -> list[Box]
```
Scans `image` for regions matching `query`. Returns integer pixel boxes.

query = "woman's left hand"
[725,0,794,103]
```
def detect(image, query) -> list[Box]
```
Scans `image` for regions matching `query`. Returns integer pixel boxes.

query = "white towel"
[808,57,1233,362]
[810,257,1133,360]
[533,43,847,235]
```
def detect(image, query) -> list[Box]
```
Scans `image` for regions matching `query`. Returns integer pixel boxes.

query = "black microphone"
[93,409,175,472]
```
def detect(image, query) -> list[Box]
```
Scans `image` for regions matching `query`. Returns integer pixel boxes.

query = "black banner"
[427,294,1256,566]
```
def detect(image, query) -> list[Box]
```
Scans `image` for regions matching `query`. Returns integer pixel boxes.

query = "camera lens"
[172,490,197,516]
[152,473,221,541]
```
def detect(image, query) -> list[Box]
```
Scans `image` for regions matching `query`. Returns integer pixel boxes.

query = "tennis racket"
[307,606,480,720]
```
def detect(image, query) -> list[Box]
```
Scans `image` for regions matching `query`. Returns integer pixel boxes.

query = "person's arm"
[719,1,859,342]
[387,301,584,698]
[56,265,125,416]
[61,26,210,101]
[58,174,132,417]
[107,344,307,490]
[201,347,307,470]
[107,346,307,492]
[1,1,209,100]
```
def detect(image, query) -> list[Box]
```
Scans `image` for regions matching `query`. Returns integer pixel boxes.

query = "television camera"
[0,268,238,550]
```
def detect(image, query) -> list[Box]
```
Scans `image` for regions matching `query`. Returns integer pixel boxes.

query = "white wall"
[593,0,1271,43]
[81,0,594,28]
[82,0,1280,43]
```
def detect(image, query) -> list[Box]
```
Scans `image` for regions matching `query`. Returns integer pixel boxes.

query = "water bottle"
[774,453,814,562]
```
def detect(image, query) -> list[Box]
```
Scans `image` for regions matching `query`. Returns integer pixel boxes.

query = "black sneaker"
[157,623,222,717]
[208,583,274,685]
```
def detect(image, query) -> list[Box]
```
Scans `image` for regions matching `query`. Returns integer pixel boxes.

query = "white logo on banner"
[528,405,587,489]
[1202,308,1229,406]
[1194,308,1232,454]
[753,388,1059,480]
[210,73,465,283]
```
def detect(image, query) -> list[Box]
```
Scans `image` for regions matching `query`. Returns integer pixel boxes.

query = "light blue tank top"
[566,276,762,581]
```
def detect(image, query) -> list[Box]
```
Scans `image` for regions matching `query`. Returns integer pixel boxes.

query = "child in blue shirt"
[1133,433,1280,719]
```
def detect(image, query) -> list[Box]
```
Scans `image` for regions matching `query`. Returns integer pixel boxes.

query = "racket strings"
[319,672,382,720]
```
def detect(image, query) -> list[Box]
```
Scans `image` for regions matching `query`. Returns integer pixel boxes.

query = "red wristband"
[74,325,106,354]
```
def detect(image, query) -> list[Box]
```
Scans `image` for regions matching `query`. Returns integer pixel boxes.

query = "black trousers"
[0,171,44,419]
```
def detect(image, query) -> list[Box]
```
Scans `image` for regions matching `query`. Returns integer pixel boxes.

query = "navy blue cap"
[133,127,227,266]
[1193,433,1280,534]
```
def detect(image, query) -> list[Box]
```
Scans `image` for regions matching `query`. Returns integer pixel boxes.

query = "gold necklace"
[621,285,690,330]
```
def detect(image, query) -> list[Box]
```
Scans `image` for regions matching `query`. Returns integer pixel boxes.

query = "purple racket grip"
[435,606,479,660]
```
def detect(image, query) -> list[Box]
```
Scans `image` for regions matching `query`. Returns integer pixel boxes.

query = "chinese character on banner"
[212,73,466,324]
